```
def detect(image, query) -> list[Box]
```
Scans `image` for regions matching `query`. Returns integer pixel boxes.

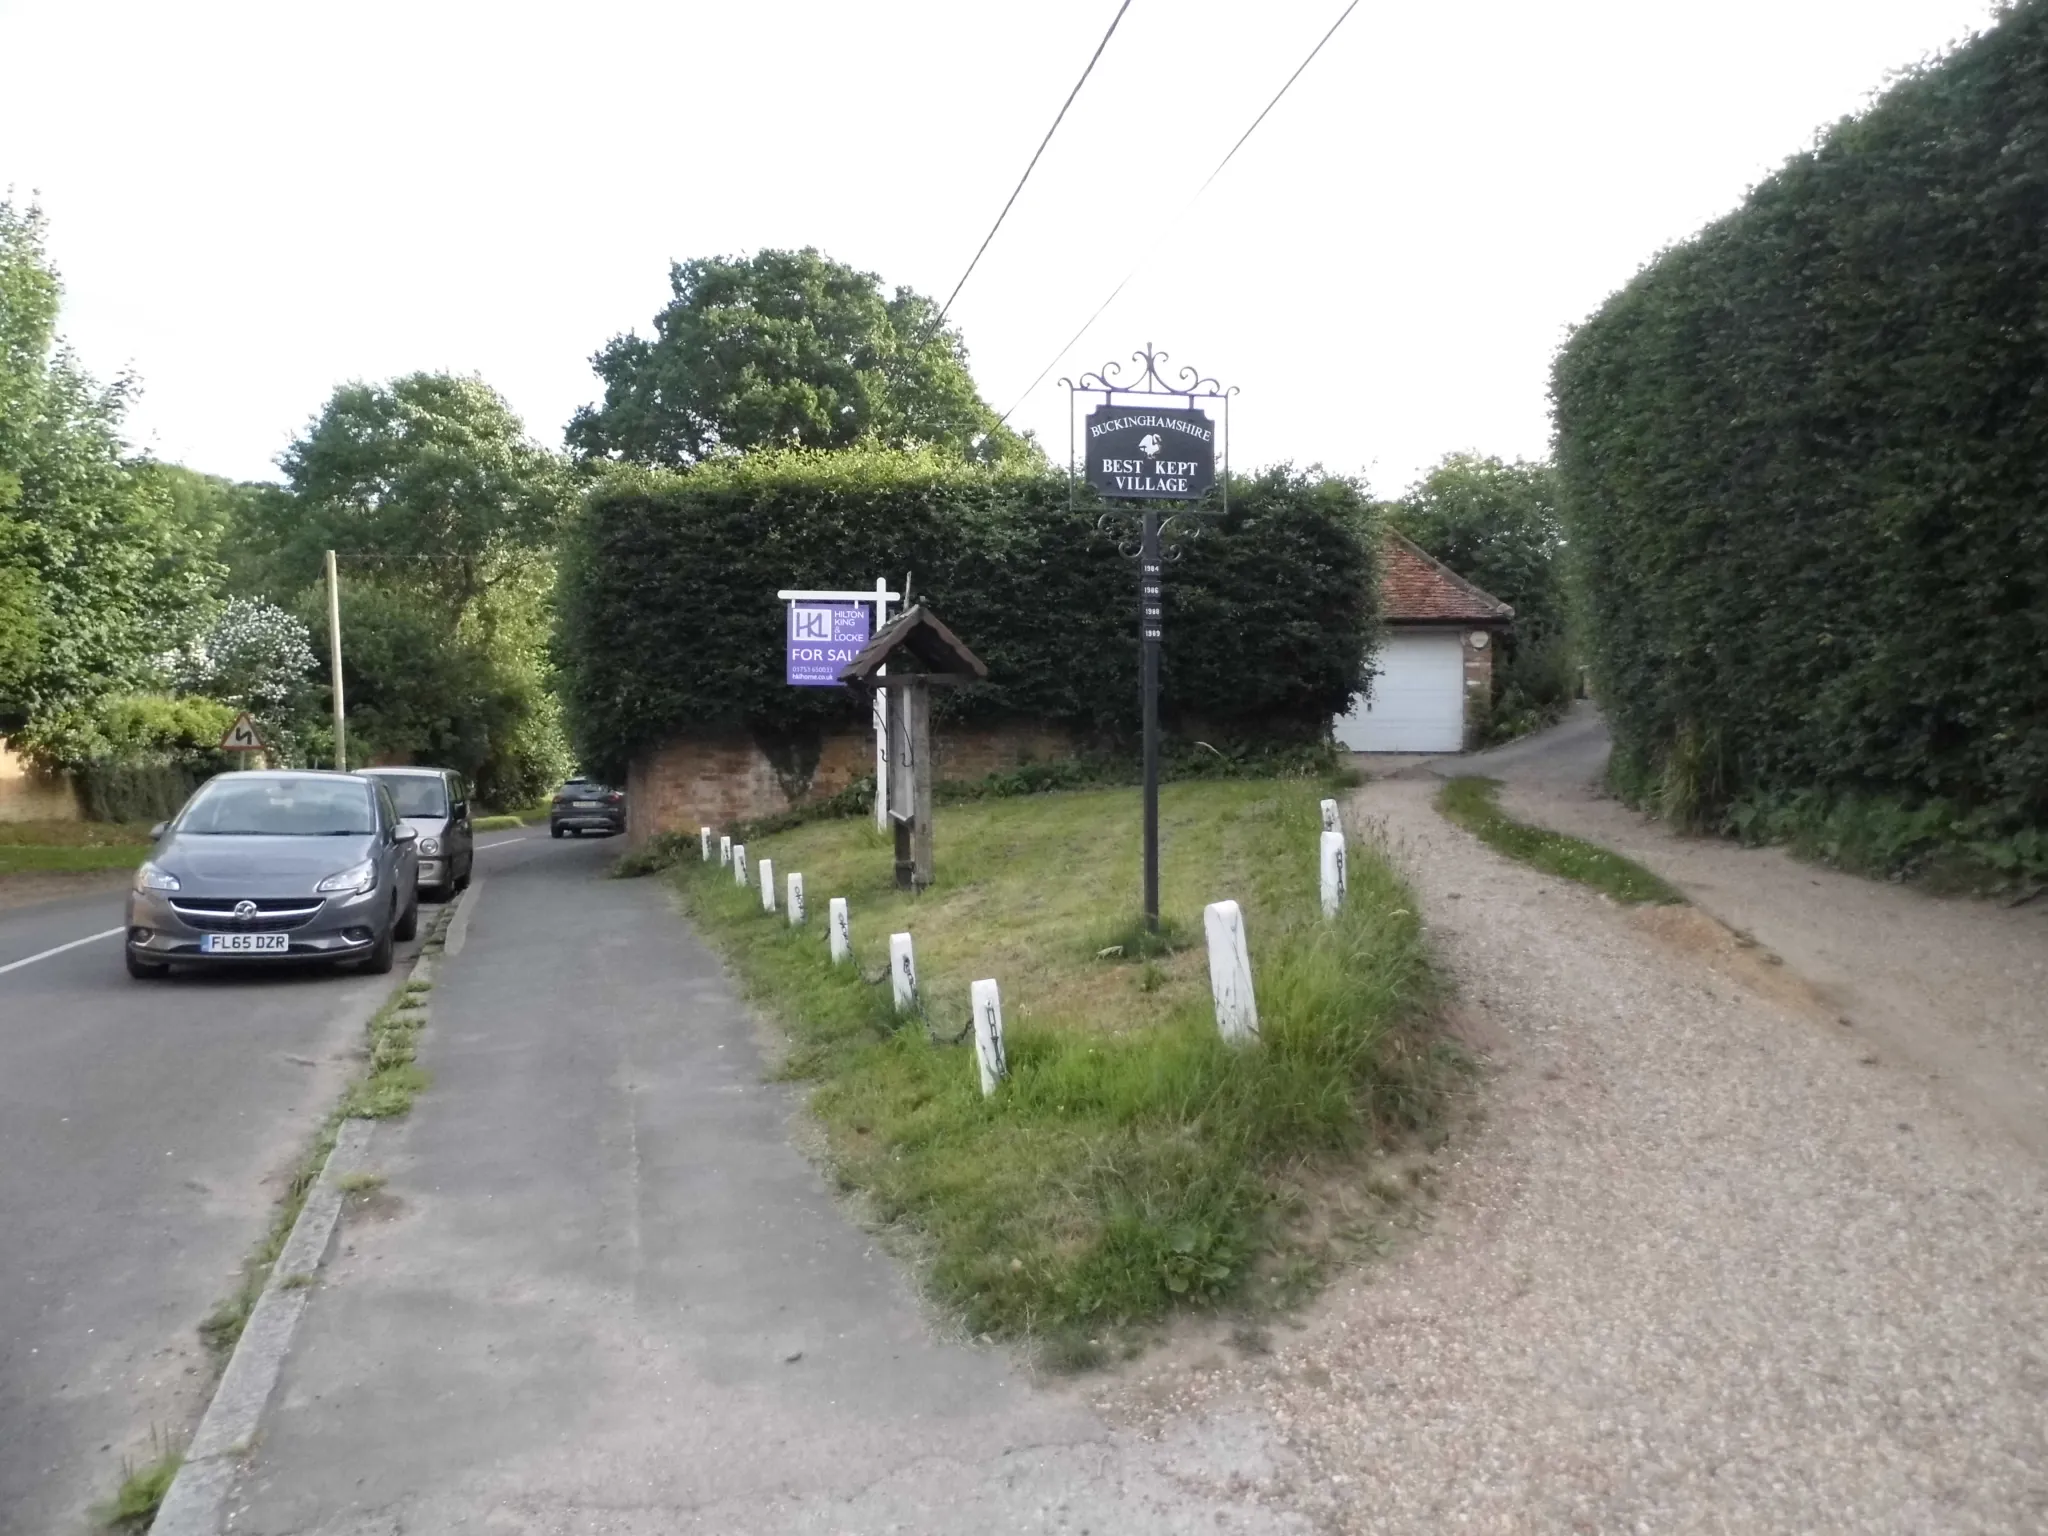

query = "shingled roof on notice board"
[836,605,989,687]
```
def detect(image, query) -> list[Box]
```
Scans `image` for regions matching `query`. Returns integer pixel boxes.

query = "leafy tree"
[172,597,316,713]
[1389,454,1567,644]
[566,248,1028,466]
[0,199,217,751]
[272,373,573,614]
[1390,454,1575,740]
[253,374,573,800]
[152,463,290,594]
[301,573,567,804]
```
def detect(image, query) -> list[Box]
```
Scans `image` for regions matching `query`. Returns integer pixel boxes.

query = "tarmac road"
[0,835,535,1535]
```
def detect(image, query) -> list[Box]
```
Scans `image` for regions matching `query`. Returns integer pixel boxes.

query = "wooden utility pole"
[325,549,347,771]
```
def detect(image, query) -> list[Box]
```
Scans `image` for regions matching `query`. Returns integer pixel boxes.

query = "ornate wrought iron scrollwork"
[1060,343,1233,404]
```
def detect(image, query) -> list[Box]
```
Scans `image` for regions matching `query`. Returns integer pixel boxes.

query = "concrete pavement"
[0,882,424,1534]
[226,833,1307,1534]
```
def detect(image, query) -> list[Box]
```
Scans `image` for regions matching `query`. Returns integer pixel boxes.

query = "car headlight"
[134,861,180,893]
[315,859,378,895]
[419,836,442,856]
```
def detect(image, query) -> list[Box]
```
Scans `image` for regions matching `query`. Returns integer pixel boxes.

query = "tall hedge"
[1552,1,2048,833]
[556,449,1376,778]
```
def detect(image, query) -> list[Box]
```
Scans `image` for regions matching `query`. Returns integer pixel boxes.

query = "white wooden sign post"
[1203,900,1259,1043]
[777,580,900,831]
[1319,797,1342,834]
[787,872,805,926]
[719,835,732,867]
[970,978,1007,1096]
[829,898,852,963]
[1319,830,1347,918]
[733,844,748,887]
[889,932,918,1014]
[759,857,777,913]
[700,826,712,861]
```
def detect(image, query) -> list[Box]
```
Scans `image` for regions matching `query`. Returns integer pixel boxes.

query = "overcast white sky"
[0,0,2002,495]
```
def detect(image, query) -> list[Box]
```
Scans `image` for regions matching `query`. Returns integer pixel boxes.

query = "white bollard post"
[1319,797,1342,834]
[732,844,747,887]
[700,826,712,861]
[719,835,732,867]
[759,856,776,913]
[889,932,918,1014]
[1204,900,1259,1043]
[828,898,851,963]
[970,978,1007,1096]
[1319,830,1347,918]
[787,872,805,926]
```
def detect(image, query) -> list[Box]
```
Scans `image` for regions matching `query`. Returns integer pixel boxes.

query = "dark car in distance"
[358,766,475,901]
[550,778,625,838]
[125,771,421,979]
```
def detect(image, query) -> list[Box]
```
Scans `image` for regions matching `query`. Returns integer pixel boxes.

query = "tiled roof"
[1380,531,1514,624]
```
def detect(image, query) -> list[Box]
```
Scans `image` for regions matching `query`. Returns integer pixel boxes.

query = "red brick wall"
[627,720,1076,845]
[1462,631,1496,749]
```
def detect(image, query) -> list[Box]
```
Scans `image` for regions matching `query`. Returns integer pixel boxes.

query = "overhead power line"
[998,0,1362,422]
[936,0,1133,325]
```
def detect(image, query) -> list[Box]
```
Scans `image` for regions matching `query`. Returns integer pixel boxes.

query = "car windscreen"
[377,776,449,817]
[179,779,377,836]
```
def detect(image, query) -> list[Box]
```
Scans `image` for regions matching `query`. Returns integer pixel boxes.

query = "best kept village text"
[1090,411,1215,495]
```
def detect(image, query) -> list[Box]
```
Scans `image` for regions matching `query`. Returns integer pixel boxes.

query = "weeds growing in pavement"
[95,1430,179,1531]
[1436,776,1684,905]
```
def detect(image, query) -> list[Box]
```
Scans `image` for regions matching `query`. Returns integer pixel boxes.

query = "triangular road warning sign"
[220,712,267,752]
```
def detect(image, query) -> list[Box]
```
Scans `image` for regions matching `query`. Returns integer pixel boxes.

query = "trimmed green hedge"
[557,449,1377,778]
[1553,2,2048,846]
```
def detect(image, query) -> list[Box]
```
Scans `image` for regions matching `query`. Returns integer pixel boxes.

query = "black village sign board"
[1084,404,1216,500]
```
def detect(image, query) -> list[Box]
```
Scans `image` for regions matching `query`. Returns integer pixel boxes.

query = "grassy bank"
[0,820,153,875]
[669,779,1451,1361]
[1437,776,1683,905]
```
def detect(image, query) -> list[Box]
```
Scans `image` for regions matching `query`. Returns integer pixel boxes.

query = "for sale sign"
[786,601,871,687]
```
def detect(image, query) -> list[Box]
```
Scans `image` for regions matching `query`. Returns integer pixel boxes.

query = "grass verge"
[470,814,524,832]
[0,818,155,846]
[0,819,153,875]
[0,843,150,874]
[1436,776,1684,905]
[673,778,1454,1361]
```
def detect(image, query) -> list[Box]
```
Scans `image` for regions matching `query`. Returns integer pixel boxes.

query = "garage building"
[1334,533,1513,753]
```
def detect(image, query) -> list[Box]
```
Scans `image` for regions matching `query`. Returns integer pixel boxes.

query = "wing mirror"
[394,823,420,844]
[149,822,168,840]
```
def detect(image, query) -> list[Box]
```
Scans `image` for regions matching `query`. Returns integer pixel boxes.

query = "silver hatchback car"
[357,767,475,901]
[125,771,421,979]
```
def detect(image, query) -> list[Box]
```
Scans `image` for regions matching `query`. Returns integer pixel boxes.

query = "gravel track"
[1103,774,2048,1534]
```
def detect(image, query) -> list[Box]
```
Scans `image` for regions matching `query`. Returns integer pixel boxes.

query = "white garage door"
[1334,631,1467,752]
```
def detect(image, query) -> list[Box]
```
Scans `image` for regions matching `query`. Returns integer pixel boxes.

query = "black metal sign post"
[1062,345,1233,933]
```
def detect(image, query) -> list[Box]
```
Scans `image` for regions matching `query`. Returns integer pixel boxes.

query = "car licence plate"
[201,932,289,955]
[574,800,600,808]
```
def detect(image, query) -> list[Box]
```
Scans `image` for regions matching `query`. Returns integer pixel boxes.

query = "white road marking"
[0,926,126,977]
[476,836,532,852]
